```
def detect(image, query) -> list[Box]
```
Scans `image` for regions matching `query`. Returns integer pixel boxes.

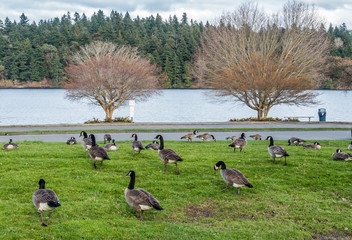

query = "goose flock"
[2,129,351,225]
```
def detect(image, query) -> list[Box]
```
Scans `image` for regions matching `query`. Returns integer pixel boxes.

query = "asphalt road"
[0,121,351,142]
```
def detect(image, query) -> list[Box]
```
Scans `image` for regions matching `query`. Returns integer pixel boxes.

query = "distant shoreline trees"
[0,7,351,89]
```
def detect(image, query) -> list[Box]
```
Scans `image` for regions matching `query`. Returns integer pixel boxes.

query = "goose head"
[38,179,46,189]
[214,161,226,174]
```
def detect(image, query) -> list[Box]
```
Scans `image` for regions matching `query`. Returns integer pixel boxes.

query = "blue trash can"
[318,108,326,121]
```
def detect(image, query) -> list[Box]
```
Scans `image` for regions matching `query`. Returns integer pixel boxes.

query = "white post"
[129,100,135,122]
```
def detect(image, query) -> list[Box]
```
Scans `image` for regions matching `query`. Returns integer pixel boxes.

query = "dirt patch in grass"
[185,200,218,219]
[313,232,352,240]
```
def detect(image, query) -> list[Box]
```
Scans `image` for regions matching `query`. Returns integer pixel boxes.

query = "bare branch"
[192,1,328,118]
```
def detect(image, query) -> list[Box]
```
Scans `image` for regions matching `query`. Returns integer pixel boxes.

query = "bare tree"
[193,1,329,118]
[65,41,164,121]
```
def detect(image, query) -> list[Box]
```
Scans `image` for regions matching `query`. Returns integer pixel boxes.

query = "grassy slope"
[0,139,351,239]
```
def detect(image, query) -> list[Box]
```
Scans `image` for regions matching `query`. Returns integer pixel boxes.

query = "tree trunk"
[104,107,114,122]
[257,109,263,119]
[263,108,270,119]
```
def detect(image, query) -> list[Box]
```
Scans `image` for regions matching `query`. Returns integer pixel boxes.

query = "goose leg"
[100,161,103,169]
[139,210,144,222]
[94,161,97,169]
[164,163,168,172]
[221,184,229,191]
[175,163,179,175]
[40,211,47,227]
[284,157,287,166]
[234,188,241,195]
[48,211,53,223]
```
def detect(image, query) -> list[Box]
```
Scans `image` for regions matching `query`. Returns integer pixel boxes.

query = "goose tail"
[48,201,61,208]
[153,204,164,211]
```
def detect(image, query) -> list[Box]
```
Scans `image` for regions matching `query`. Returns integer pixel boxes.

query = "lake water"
[0,89,351,125]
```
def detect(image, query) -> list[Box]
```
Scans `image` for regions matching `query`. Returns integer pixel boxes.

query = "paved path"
[0,122,351,142]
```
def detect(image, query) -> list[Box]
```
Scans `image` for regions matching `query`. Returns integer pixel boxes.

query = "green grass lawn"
[0,138,351,239]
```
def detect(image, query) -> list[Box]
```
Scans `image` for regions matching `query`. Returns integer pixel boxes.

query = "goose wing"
[302,144,313,149]
[90,146,110,160]
[82,138,92,150]
[33,189,59,206]
[332,152,352,160]
[270,145,288,155]
[126,189,161,209]
[229,138,246,147]
[181,133,195,139]
[224,169,250,186]
[145,142,159,150]
[159,149,183,161]
[197,133,210,139]
[132,141,144,150]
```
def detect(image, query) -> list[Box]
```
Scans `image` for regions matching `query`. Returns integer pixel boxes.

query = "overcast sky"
[0,0,351,28]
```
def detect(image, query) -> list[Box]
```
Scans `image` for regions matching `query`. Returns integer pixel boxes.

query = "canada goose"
[249,134,262,140]
[104,134,112,144]
[79,131,92,151]
[89,134,110,169]
[288,137,305,146]
[125,170,163,221]
[302,141,321,150]
[266,136,289,165]
[32,179,61,227]
[131,133,144,154]
[332,149,352,161]
[66,137,77,145]
[104,139,119,151]
[228,133,247,152]
[214,161,253,195]
[196,133,216,142]
[3,139,18,150]
[181,130,198,142]
[155,134,183,175]
[348,141,352,151]
[226,136,238,141]
[145,140,160,150]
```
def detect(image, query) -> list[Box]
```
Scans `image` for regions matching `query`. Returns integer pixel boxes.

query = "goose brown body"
[66,137,77,145]
[226,136,238,141]
[332,149,352,161]
[104,139,119,151]
[181,130,198,142]
[104,134,112,144]
[89,134,110,169]
[145,140,160,150]
[249,134,262,140]
[266,136,289,166]
[32,179,61,226]
[125,171,163,221]
[131,133,144,154]
[288,137,305,146]
[228,133,247,152]
[3,139,18,150]
[302,142,321,150]
[155,135,183,175]
[196,133,216,141]
[214,161,253,195]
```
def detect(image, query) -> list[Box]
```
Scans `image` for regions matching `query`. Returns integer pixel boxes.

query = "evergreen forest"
[0,11,351,89]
